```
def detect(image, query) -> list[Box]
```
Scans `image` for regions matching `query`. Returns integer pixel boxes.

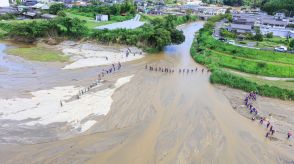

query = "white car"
[274,46,287,52]
[228,40,235,44]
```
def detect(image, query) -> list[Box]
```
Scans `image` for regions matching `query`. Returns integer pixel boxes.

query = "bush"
[220,28,236,38]
[289,39,294,49]
[265,32,273,38]
[0,13,16,20]
[57,11,67,17]
[49,3,65,15]
[210,69,294,100]
[90,15,193,51]
[6,17,87,42]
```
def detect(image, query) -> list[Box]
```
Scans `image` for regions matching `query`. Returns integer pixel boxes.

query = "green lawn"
[235,36,289,49]
[6,47,69,62]
[139,14,164,22]
[248,77,294,91]
[226,69,294,91]
[204,50,294,77]
[65,12,133,29]
[65,12,115,29]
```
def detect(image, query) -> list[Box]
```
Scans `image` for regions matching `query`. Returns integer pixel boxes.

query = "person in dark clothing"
[270,126,273,132]
[266,132,270,138]
[288,132,292,140]
[260,118,264,125]
[266,122,270,128]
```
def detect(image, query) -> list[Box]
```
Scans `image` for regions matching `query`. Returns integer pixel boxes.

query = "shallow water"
[0,44,28,72]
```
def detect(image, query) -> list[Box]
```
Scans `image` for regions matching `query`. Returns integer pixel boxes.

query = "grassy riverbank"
[6,47,68,62]
[191,14,294,100]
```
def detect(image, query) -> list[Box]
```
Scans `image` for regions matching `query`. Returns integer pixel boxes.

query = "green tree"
[170,29,185,44]
[57,11,67,17]
[49,3,65,15]
[289,39,294,49]
[265,32,273,38]
[254,28,263,41]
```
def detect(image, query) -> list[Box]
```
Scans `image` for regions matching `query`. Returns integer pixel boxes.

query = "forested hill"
[201,0,294,16]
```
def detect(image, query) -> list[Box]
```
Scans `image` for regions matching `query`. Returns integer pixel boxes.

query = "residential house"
[25,0,38,6]
[96,14,108,22]
[274,12,286,20]
[261,19,288,29]
[32,3,49,10]
[0,0,10,7]
[228,24,254,34]
[232,12,294,38]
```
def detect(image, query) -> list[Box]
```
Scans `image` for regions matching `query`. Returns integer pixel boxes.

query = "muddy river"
[0,22,293,163]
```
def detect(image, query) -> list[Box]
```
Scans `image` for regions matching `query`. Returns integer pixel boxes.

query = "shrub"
[289,39,294,49]
[210,70,294,100]
[265,32,273,38]
[49,3,65,15]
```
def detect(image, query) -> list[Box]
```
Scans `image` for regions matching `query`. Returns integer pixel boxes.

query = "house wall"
[261,28,294,38]
[0,0,10,7]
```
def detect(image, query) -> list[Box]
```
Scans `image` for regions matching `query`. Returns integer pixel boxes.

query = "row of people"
[244,92,292,141]
[60,62,122,107]
[145,65,209,74]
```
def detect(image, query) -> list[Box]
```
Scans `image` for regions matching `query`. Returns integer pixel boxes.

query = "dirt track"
[0,22,293,163]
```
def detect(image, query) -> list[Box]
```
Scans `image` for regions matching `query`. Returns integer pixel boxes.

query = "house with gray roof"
[228,24,254,33]
[261,19,288,28]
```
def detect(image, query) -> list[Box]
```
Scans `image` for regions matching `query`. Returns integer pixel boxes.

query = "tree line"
[91,15,197,51]
[0,14,196,51]
[0,17,88,42]
[67,2,136,17]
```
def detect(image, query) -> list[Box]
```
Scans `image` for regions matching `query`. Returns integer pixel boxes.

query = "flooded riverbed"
[0,22,293,163]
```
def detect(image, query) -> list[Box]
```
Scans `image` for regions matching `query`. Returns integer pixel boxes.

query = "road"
[0,22,293,164]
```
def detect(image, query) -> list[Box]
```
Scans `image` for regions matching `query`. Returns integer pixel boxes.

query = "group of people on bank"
[145,64,209,74]
[244,91,292,141]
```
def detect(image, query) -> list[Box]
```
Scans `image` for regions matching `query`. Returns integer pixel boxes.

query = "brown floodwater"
[0,22,293,163]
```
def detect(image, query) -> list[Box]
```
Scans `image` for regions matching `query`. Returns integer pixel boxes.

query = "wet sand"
[0,22,293,163]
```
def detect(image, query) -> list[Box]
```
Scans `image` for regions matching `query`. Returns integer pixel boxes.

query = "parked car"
[219,37,227,42]
[227,40,235,44]
[274,46,287,52]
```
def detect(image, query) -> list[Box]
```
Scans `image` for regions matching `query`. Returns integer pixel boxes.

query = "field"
[191,14,294,100]
[65,12,133,29]
[6,47,68,62]
[196,30,294,78]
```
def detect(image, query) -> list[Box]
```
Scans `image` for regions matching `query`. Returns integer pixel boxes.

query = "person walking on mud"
[266,132,270,138]
[260,118,264,125]
[266,122,270,128]
[288,132,292,140]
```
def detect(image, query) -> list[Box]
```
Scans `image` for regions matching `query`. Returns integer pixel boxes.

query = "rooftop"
[231,24,253,30]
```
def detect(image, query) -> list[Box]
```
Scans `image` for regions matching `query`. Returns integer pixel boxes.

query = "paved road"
[0,22,293,164]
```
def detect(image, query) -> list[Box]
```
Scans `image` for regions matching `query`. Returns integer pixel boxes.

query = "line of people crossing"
[60,62,122,107]
[244,91,292,141]
[145,64,210,74]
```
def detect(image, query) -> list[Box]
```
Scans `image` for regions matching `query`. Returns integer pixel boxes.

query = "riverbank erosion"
[0,22,293,163]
